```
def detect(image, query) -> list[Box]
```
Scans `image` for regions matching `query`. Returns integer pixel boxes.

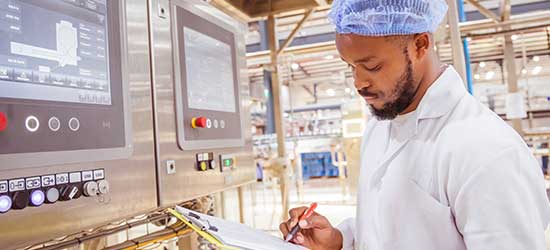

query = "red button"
[192,117,207,128]
[0,112,7,132]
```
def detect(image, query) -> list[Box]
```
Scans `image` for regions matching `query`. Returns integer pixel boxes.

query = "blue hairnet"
[329,0,448,36]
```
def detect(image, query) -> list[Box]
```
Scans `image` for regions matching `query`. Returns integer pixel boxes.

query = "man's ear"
[413,33,431,60]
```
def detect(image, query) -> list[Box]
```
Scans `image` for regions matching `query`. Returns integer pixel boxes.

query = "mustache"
[358,87,377,97]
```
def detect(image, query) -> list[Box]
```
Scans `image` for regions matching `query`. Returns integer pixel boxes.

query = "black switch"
[12,191,30,210]
[60,184,82,201]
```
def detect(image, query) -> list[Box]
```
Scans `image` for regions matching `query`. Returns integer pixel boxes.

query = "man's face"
[336,34,420,120]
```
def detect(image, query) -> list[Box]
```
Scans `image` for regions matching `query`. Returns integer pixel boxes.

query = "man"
[280,0,550,249]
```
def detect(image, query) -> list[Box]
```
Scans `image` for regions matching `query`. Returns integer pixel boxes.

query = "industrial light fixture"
[326,88,336,96]
[479,62,486,68]
[521,68,528,75]
[533,56,540,62]
[465,37,472,42]
[511,34,519,41]
[532,66,542,75]
[291,63,300,70]
[324,55,334,60]
[485,71,495,80]
[344,87,351,93]
[474,74,480,80]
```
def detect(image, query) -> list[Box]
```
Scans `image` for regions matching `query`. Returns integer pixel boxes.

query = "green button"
[224,159,231,166]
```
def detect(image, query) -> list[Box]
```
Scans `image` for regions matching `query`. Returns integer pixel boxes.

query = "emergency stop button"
[0,112,7,132]
[191,117,207,128]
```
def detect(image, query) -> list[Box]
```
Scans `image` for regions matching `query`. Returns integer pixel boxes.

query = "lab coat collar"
[369,67,467,186]
[416,66,468,120]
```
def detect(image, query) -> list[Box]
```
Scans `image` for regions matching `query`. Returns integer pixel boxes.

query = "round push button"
[45,187,60,203]
[213,120,219,128]
[0,195,12,213]
[0,112,7,132]
[30,189,45,207]
[48,117,61,132]
[25,116,39,132]
[206,119,212,128]
[220,120,225,129]
[191,117,207,128]
[12,191,30,210]
[68,117,80,131]
[97,180,110,194]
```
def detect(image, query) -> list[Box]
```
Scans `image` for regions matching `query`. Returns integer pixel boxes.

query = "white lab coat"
[337,67,550,250]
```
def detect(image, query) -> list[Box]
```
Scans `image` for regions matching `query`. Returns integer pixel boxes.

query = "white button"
[48,117,61,131]
[214,120,219,128]
[68,117,80,131]
[25,115,40,132]
[206,119,212,128]
[220,120,225,128]
[97,180,110,194]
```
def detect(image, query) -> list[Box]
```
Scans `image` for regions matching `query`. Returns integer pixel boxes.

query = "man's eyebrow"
[354,56,377,64]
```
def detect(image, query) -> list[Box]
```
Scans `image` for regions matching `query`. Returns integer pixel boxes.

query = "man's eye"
[361,64,381,72]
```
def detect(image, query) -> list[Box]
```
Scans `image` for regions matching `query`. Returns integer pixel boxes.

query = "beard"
[365,55,417,120]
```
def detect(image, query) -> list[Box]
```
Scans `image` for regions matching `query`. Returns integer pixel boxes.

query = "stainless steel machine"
[0,0,157,248]
[0,0,255,248]
[149,0,256,206]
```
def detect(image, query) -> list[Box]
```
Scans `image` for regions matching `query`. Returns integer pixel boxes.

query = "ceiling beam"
[277,9,315,56]
[246,0,318,18]
[465,0,500,23]
[314,0,328,6]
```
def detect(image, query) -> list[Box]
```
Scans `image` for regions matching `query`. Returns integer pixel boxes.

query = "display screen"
[0,0,111,105]
[184,27,236,113]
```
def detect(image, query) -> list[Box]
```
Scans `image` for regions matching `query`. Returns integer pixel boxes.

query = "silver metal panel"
[149,0,255,206]
[0,0,158,249]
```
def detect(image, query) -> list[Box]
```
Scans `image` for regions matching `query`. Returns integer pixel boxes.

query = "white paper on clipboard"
[175,206,308,250]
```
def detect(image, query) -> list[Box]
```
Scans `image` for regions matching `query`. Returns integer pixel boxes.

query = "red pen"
[285,202,318,242]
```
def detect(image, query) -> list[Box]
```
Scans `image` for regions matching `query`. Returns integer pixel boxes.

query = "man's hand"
[279,207,343,250]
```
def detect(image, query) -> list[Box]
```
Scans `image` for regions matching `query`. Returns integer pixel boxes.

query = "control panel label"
[41,175,55,187]
[56,173,69,185]
[25,177,41,189]
[0,181,7,193]
[9,179,25,192]
[93,169,105,180]
[69,172,82,183]
[82,171,94,181]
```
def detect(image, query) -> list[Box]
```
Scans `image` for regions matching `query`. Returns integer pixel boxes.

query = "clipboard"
[168,206,308,250]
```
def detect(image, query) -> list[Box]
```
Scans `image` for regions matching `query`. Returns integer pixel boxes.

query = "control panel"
[0,0,131,169]
[172,4,244,150]
[150,0,256,207]
[0,169,108,213]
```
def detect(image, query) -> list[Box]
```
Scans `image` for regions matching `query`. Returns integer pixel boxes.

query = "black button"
[12,191,30,210]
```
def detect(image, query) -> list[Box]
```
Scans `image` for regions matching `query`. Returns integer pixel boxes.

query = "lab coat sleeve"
[451,146,550,250]
[336,218,356,250]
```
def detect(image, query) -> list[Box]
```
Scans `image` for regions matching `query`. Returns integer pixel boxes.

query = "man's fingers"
[279,222,290,237]
[288,207,308,227]
[300,215,330,230]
